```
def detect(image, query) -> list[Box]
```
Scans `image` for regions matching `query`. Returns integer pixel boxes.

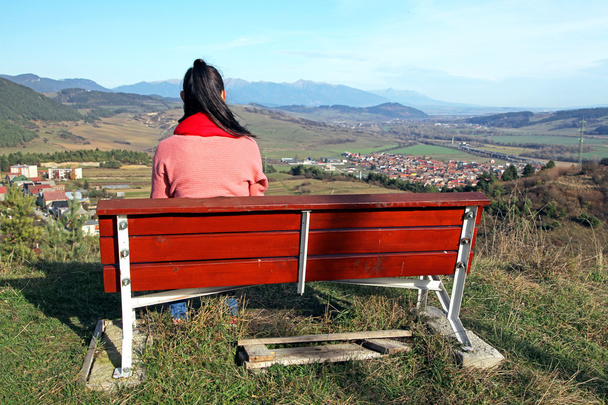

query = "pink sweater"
[151,117,268,199]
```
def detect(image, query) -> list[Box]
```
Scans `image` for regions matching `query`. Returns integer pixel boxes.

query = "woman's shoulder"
[158,134,259,148]
[239,135,261,147]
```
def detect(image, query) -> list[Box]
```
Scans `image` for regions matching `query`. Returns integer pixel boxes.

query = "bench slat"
[103,251,459,292]
[98,207,468,237]
[98,212,302,237]
[96,192,490,216]
[99,227,462,265]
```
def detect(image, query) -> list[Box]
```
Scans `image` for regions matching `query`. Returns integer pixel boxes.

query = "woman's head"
[180,59,251,137]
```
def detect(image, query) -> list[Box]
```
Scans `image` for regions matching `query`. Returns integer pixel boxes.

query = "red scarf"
[173,113,237,138]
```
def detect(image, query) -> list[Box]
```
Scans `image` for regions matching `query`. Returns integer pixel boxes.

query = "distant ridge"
[0,73,110,93]
[54,88,179,112]
[370,88,454,107]
[4,72,596,115]
[466,107,608,133]
[275,102,428,121]
[225,79,390,108]
[113,80,181,98]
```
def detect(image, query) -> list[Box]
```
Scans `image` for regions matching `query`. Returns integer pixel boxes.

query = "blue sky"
[1,0,607,108]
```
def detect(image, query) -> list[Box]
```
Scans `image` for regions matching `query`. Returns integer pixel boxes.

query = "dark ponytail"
[180,59,252,137]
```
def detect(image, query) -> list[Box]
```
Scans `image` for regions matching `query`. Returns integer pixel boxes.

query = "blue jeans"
[170,300,188,320]
[169,296,238,320]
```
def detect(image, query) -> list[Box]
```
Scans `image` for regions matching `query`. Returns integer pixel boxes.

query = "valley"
[2,75,608,170]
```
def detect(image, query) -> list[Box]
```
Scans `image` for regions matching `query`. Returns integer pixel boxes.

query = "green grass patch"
[2,205,608,403]
[2,245,606,403]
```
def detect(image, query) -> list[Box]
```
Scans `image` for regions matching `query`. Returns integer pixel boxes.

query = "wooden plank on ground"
[363,338,411,355]
[243,343,382,370]
[243,344,274,362]
[238,329,412,346]
[77,319,105,385]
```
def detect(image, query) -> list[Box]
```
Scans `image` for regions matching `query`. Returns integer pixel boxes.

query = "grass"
[1,204,607,403]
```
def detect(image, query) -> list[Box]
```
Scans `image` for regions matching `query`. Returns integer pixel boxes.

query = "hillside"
[54,88,180,112]
[467,111,535,128]
[467,108,608,134]
[0,78,83,123]
[233,105,402,159]
[0,78,85,148]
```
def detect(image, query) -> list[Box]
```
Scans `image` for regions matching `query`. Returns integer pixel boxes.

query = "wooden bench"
[98,192,490,378]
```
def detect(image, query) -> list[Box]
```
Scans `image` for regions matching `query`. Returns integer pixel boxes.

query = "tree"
[543,160,556,170]
[0,155,9,172]
[61,198,87,254]
[0,184,43,262]
[501,165,519,181]
[100,160,122,169]
[42,198,89,260]
[522,163,535,177]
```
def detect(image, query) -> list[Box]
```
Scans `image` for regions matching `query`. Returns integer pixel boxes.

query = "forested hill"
[0,78,85,148]
[276,102,428,122]
[535,107,608,123]
[467,107,608,132]
[466,111,535,128]
[0,78,83,123]
[54,88,179,111]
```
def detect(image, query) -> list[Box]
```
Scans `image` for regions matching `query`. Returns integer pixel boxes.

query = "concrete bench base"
[79,320,149,391]
[420,306,505,369]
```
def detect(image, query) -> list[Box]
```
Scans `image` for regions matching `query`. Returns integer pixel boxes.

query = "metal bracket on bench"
[334,277,443,291]
[445,205,477,351]
[131,286,251,308]
[114,215,134,378]
[417,205,477,351]
[297,210,311,295]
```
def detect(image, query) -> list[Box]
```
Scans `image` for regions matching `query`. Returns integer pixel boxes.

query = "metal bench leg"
[416,276,429,309]
[442,205,477,351]
[114,215,134,378]
[446,266,472,350]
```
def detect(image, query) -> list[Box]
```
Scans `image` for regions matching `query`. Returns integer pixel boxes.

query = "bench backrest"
[99,192,490,293]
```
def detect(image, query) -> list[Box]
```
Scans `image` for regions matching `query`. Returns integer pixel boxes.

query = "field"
[233,107,401,160]
[7,102,608,163]
[68,115,166,152]
[482,127,608,160]
[387,144,488,162]
[80,167,398,199]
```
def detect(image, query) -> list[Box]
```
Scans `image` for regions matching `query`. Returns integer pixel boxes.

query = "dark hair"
[180,59,252,137]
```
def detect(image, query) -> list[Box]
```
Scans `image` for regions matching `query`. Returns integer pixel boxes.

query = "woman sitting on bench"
[150,58,268,321]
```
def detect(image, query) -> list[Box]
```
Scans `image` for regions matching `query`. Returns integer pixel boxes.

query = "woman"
[151,59,267,199]
[151,59,268,320]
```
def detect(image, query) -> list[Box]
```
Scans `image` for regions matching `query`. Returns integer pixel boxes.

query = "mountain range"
[1,73,526,115]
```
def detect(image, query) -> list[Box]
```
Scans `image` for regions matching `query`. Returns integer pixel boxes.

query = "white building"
[10,165,38,178]
[82,220,99,236]
[48,167,83,180]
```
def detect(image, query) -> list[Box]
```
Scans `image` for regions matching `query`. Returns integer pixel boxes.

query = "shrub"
[574,212,601,228]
